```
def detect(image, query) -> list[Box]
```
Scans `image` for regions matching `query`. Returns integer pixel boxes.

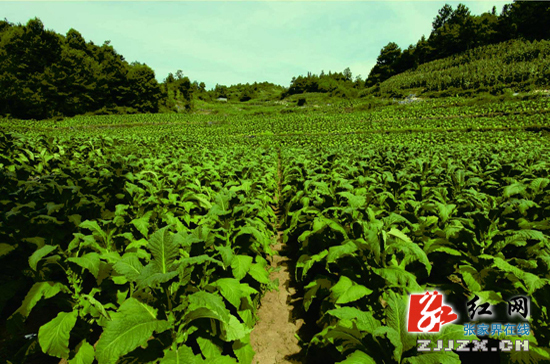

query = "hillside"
[374,39,550,97]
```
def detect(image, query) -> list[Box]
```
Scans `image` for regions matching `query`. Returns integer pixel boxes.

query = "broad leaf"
[12,281,67,319]
[130,211,154,238]
[69,340,95,364]
[38,310,78,359]
[231,255,253,281]
[0,243,16,258]
[149,227,179,274]
[327,307,381,333]
[330,276,372,304]
[233,334,255,364]
[95,298,170,364]
[113,254,144,282]
[160,344,204,364]
[248,263,270,284]
[67,252,101,278]
[337,350,377,364]
[29,245,57,271]
[402,352,460,364]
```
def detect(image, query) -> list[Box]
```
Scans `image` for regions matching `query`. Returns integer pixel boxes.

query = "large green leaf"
[184,291,231,325]
[434,203,456,224]
[79,220,108,241]
[95,298,170,364]
[304,278,332,311]
[29,245,58,271]
[137,263,179,289]
[197,336,223,359]
[373,326,402,363]
[336,350,377,364]
[384,290,416,359]
[327,240,358,264]
[209,356,238,364]
[234,226,268,249]
[221,315,251,342]
[503,182,527,198]
[160,345,204,364]
[231,255,253,281]
[113,254,144,282]
[402,352,460,364]
[459,265,482,292]
[314,216,349,239]
[38,310,78,359]
[149,226,179,274]
[233,334,255,364]
[326,307,381,333]
[386,238,432,275]
[68,340,95,364]
[485,255,547,294]
[330,276,372,304]
[12,281,67,319]
[312,324,365,357]
[210,278,257,310]
[371,267,422,293]
[0,243,16,258]
[248,263,270,284]
[67,252,101,278]
[387,228,412,243]
[297,250,328,280]
[130,211,154,238]
[216,246,233,268]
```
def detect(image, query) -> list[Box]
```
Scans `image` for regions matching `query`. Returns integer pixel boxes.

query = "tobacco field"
[1,97,550,364]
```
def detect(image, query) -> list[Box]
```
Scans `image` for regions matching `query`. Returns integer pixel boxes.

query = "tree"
[177,76,193,110]
[127,63,162,112]
[343,67,352,82]
[0,17,166,119]
[365,42,402,86]
[499,1,550,41]
[239,86,253,102]
[432,4,454,32]
[165,72,175,84]
[214,84,228,98]
[377,42,401,66]
[66,29,86,52]
[0,18,62,118]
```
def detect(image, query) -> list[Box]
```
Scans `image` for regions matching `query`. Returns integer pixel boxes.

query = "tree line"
[0,18,164,119]
[1,0,548,119]
[365,1,550,87]
[0,16,286,119]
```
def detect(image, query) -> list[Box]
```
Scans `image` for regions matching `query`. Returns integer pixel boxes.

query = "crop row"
[280,144,550,363]
[0,132,278,364]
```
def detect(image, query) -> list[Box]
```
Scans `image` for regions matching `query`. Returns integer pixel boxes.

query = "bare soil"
[250,233,304,364]
[250,149,304,364]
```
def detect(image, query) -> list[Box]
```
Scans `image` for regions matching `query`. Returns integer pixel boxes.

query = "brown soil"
[250,149,304,364]
[250,234,304,364]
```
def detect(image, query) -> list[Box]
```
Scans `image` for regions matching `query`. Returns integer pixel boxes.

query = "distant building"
[216,97,228,102]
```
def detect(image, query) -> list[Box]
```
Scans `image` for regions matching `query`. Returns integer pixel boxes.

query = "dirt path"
[250,150,304,364]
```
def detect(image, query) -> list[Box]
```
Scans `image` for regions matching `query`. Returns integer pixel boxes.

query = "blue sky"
[2,1,508,88]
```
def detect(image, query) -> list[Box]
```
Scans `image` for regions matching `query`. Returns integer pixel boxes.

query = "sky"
[2,1,509,88]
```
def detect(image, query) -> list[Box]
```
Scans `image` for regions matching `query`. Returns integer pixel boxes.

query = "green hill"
[375,39,550,97]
